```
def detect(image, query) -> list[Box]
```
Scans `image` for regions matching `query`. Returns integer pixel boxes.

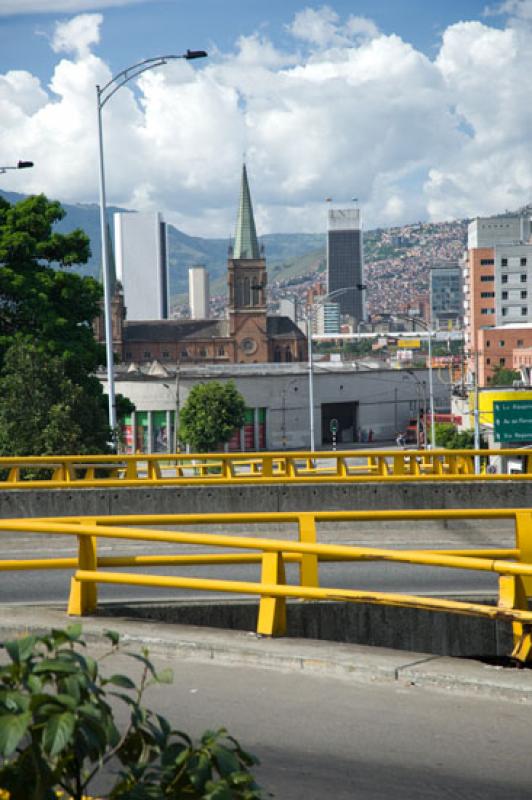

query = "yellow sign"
[398,339,421,348]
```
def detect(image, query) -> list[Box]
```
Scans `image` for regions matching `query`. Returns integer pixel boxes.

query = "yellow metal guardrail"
[2,508,532,661]
[0,448,530,487]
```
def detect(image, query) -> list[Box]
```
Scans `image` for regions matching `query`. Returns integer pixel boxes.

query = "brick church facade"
[95,165,307,366]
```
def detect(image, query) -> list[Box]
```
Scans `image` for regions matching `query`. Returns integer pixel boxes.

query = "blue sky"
[0,1,505,83]
[0,0,530,236]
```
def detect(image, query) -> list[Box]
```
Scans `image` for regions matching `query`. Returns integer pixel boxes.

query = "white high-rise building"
[114,211,168,320]
[188,265,210,319]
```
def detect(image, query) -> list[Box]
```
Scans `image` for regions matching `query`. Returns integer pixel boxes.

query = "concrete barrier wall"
[1,481,532,519]
[98,599,513,659]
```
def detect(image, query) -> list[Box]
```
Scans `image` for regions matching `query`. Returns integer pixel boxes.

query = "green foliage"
[0,627,266,800]
[434,423,484,449]
[0,194,136,454]
[0,194,102,381]
[0,339,111,456]
[178,381,246,453]
[487,365,521,386]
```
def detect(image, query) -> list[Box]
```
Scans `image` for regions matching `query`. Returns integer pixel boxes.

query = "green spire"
[233,163,260,259]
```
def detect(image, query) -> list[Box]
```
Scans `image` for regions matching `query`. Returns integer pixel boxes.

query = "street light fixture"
[96,49,208,442]
[0,160,34,175]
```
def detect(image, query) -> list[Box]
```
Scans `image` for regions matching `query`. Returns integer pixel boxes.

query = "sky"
[1,0,532,237]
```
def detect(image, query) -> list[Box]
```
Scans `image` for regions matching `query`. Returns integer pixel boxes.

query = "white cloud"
[2,8,532,236]
[484,0,532,19]
[51,13,102,58]
[288,5,379,47]
[0,0,147,15]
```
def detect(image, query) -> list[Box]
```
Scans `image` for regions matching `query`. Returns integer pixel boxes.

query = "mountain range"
[0,189,324,299]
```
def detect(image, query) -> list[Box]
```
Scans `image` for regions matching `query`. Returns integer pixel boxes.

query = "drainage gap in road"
[97,598,515,661]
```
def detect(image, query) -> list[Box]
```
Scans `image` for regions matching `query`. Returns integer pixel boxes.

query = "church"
[96,165,308,366]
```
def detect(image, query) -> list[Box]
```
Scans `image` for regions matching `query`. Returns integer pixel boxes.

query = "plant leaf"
[0,711,31,756]
[42,711,76,756]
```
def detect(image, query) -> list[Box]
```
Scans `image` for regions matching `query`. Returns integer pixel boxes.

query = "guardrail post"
[499,573,532,662]
[393,455,405,476]
[52,463,75,482]
[298,513,319,588]
[147,460,162,480]
[515,512,532,598]
[257,552,287,636]
[337,457,348,477]
[67,531,98,616]
[7,467,20,483]
[262,455,273,478]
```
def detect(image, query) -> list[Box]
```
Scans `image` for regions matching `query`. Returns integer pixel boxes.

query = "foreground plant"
[0,625,266,800]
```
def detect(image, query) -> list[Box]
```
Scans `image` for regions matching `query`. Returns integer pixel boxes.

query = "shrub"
[0,626,266,800]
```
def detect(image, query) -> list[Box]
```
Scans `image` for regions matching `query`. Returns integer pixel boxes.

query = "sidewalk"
[1,604,531,704]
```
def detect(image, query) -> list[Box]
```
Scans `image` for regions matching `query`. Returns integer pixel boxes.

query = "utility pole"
[474,349,481,474]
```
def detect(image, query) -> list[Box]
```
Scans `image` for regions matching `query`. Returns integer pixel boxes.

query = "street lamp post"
[0,160,33,175]
[96,50,207,439]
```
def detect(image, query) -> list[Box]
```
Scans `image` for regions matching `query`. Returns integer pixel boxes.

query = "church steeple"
[233,163,260,260]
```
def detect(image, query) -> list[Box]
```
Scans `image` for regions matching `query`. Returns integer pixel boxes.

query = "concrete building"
[430,264,462,329]
[464,215,532,385]
[327,207,364,323]
[495,243,532,325]
[114,211,168,320]
[188,265,209,319]
[467,215,531,248]
[315,302,341,335]
[102,362,450,453]
[477,324,532,385]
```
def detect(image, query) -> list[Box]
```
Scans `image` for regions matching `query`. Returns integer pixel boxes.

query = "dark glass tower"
[327,207,364,322]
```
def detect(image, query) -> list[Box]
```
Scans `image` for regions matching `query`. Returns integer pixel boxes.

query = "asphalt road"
[90,648,532,800]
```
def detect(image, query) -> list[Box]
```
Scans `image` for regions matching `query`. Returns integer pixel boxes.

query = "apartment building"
[465,215,532,385]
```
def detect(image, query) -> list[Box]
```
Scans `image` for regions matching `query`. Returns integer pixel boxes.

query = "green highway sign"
[493,400,532,443]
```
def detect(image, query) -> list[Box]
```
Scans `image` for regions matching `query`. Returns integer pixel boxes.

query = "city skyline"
[1,1,531,238]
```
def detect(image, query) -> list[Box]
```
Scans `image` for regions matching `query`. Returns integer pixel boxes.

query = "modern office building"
[430,264,462,329]
[495,243,532,325]
[315,302,341,335]
[114,211,168,320]
[188,265,209,320]
[468,215,531,248]
[327,207,364,323]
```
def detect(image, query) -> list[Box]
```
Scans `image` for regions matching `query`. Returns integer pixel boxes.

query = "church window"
[285,347,293,362]
[243,277,251,306]
[218,345,225,356]
[274,347,282,363]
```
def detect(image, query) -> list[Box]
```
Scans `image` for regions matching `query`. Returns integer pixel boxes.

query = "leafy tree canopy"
[488,365,521,386]
[0,194,135,455]
[0,193,103,382]
[0,338,111,456]
[178,380,246,452]
[434,423,485,449]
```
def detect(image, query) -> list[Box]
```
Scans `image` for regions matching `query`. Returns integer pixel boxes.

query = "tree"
[0,339,111,456]
[0,194,102,383]
[0,194,133,454]
[488,365,520,386]
[178,381,246,452]
[434,423,484,449]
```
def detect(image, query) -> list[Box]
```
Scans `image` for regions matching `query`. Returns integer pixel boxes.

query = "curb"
[1,605,532,703]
